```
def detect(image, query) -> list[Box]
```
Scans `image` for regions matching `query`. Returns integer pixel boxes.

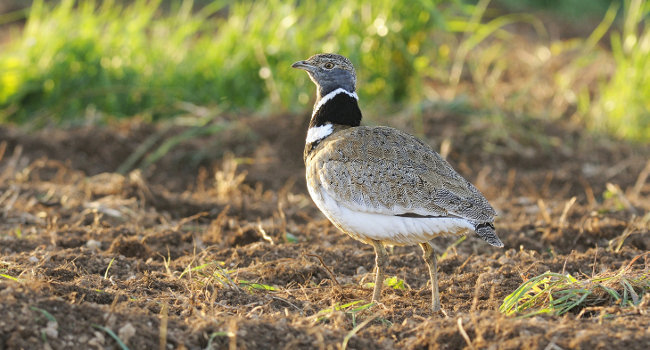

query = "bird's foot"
[431,305,448,318]
[432,300,441,313]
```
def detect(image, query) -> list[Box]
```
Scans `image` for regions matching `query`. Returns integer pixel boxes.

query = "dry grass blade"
[558,196,577,228]
[228,318,238,350]
[537,199,552,223]
[257,219,275,245]
[159,304,168,350]
[209,265,241,291]
[174,211,209,231]
[0,141,7,162]
[215,154,248,201]
[304,253,341,288]
[629,160,650,200]
[609,214,650,252]
[457,318,476,350]
[104,257,116,280]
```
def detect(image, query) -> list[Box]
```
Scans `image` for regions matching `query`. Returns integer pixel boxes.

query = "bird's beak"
[291,60,314,72]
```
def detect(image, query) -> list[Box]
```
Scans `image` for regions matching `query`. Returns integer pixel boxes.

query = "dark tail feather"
[475,222,503,247]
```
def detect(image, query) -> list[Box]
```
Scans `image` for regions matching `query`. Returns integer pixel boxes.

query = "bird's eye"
[324,62,334,69]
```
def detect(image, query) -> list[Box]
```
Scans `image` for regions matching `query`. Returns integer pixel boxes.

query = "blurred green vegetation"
[588,0,650,141]
[495,0,621,20]
[0,0,648,141]
[0,0,458,124]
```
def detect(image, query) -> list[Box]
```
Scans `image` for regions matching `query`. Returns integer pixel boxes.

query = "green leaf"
[0,274,19,282]
[239,280,277,291]
[30,306,57,323]
[91,324,130,350]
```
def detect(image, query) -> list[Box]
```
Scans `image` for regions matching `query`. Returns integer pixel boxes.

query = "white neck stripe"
[312,88,358,118]
[306,124,334,144]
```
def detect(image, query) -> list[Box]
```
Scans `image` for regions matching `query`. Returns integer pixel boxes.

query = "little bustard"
[293,53,503,311]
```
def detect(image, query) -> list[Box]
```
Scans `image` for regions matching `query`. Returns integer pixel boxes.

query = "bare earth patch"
[0,113,648,349]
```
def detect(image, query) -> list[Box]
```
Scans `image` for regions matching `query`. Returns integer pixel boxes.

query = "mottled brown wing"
[310,126,496,223]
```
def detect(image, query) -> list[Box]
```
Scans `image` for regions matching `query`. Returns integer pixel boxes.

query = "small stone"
[88,331,105,348]
[497,255,514,266]
[86,239,102,251]
[117,323,136,345]
[28,256,39,263]
[356,266,368,275]
[42,321,58,339]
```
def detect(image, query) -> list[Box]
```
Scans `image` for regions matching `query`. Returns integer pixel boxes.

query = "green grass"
[500,256,649,317]
[494,0,620,20]
[0,0,648,142]
[0,0,459,125]
[30,306,57,323]
[238,279,277,291]
[587,0,650,141]
[364,276,410,290]
[1,273,19,282]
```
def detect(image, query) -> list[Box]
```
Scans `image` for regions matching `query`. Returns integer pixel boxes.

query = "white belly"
[308,184,474,245]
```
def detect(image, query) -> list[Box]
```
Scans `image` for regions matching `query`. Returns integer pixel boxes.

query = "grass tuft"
[182,260,279,293]
[500,254,649,317]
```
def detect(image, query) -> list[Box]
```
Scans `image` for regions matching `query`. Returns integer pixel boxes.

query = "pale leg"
[420,242,441,312]
[371,240,388,302]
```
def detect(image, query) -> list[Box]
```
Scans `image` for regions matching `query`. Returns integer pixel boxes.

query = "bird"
[292,53,503,312]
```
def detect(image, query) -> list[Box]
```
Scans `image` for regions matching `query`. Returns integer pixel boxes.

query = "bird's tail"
[475,222,504,247]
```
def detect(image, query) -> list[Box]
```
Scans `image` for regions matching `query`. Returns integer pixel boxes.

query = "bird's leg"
[371,240,388,303]
[420,242,441,312]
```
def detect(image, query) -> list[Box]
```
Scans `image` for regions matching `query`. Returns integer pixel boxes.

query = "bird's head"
[292,53,357,98]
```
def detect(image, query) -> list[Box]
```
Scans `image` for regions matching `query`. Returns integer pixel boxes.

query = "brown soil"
[0,112,649,349]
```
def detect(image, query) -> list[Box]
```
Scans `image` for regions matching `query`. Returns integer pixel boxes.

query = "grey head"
[292,53,357,98]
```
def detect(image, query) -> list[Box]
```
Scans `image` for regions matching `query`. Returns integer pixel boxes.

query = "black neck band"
[309,92,362,129]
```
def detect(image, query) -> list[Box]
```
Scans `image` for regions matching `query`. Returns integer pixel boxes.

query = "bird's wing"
[309,126,496,223]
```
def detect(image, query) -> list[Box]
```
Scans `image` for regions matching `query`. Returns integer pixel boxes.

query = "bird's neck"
[307,87,362,138]
[303,87,362,162]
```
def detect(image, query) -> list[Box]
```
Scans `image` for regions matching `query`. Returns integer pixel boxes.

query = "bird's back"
[306,126,496,224]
